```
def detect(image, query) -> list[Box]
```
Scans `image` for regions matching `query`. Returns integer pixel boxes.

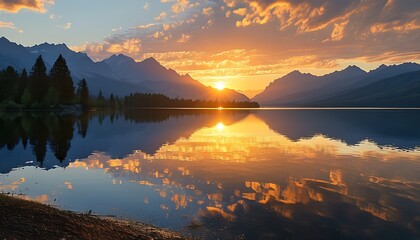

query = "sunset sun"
[215,81,225,90]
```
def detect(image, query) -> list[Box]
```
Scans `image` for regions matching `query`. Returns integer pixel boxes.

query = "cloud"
[141,49,340,89]
[225,0,420,40]
[229,0,360,31]
[62,22,71,30]
[177,33,191,43]
[331,20,348,41]
[0,21,15,28]
[154,11,167,21]
[232,7,247,16]
[70,38,142,61]
[202,6,214,16]
[70,0,420,90]
[0,0,54,13]
[171,0,200,14]
[0,20,23,32]
[172,0,190,13]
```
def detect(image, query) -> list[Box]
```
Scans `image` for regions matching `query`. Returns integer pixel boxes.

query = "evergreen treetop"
[29,55,48,103]
[49,54,74,104]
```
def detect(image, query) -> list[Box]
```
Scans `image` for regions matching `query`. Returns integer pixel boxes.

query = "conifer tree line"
[0,55,89,108]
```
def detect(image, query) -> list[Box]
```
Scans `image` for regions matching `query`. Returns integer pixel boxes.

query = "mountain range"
[1,37,419,107]
[253,62,420,107]
[0,37,249,102]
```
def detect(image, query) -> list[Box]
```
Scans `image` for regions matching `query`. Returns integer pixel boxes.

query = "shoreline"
[0,194,185,240]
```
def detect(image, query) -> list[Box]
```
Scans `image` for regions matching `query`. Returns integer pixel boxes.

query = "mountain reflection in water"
[0,109,419,239]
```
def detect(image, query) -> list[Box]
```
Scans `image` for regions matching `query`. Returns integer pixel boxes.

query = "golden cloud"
[370,20,420,34]
[172,0,190,13]
[140,49,339,89]
[177,33,191,43]
[202,6,213,16]
[0,0,54,13]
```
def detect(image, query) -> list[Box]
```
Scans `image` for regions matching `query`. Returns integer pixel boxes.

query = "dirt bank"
[0,194,185,240]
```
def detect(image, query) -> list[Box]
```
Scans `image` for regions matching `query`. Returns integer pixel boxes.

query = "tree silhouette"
[77,78,89,107]
[49,54,75,104]
[0,66,19,102]
[109,93,116,108]
[77,114,89,138]
[29,56,49,104]
[15,69,28,103]
[49,116,74,162]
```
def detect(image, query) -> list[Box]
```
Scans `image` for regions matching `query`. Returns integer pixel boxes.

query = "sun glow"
[215,81,225,90]
[216,122,225,131]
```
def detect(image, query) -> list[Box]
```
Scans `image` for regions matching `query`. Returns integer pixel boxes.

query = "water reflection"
[0,109,419,239]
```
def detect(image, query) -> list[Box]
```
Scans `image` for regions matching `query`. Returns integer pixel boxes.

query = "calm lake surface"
[0,109,419,239]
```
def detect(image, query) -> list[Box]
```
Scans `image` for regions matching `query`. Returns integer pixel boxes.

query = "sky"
[0,0,419,91]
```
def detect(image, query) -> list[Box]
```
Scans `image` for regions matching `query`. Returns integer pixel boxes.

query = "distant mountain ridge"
[2,37,418,107]
[306,70,420,107]
[0,37,249,102]
[253,62,420,107]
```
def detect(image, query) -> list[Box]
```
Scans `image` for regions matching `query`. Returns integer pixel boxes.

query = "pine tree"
[0,66,19,101]
[29,56,49,104]
[15,69,28,103]
[77,78,89,107]
[98,90,104,101]
[109,93,116,108]
[49,54,74,104]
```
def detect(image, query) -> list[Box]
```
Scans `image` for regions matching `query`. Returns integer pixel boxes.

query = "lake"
[0,109,419,239]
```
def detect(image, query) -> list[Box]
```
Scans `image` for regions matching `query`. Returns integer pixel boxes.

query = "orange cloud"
[202,6,213,16]
[141,49,339,89]
[0,21,15,28]
[177,33,191,43]
[370,20,420,34]
[171,0,199,14]
[331,20,349,41]
[0,0,54,13]
[232,7,247,16]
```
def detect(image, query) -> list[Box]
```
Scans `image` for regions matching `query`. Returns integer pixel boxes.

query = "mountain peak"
[283,70,316,79]
[342,65,366,74]
[283,70,304,78]
[106,54,135,63]
[141,57,159,64]
[289,70,302,75]
[0,36,10,42]
[345,65,360,70]
[30,42,71,53]
[139,57,165,69]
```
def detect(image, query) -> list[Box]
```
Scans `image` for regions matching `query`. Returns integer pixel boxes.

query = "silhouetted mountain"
[0,37,249,101]
[305,70,420,107]
[352,62,420,88]
[102,54,249,101]
[253,63,420,106]
[236,89,263,99]
[253,70,317,103]
[0,37,34,71]
[253,66,367,104]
